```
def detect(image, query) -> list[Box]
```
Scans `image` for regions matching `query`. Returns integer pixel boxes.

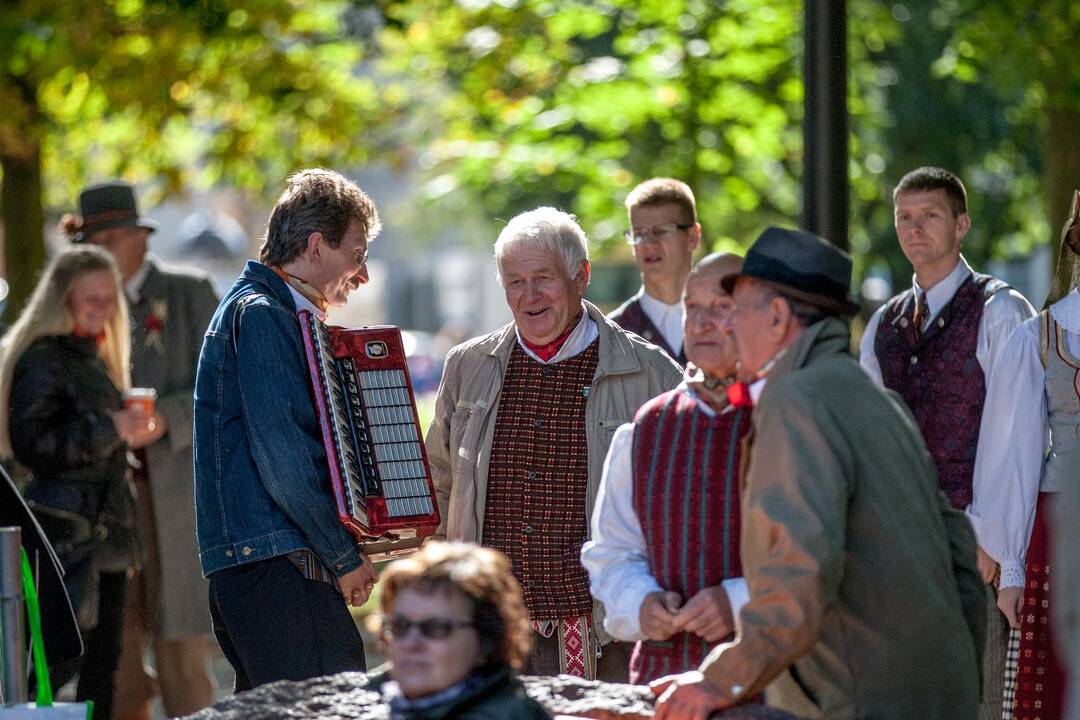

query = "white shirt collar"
[679,380,717,418]
[637,287,685,352]
[287,285,327,321]
[749,378,767,404]
[515,305,598,365]
[124,258,152,304]
[911,255,973,322]
[1050,288,1080,333]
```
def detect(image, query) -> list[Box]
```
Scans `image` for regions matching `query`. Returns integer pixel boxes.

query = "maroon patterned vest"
[874,273,1007,509]
[628,388,752,683]
[483,340,599,620]
[609,296,686,365]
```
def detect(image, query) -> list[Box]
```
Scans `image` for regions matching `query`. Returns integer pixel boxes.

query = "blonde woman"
[0,244,154,719]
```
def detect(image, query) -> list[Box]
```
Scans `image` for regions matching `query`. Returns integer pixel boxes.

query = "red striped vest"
[629,387,752,683]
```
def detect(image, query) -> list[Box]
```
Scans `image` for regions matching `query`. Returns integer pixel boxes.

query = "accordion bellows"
[300,311,440,560]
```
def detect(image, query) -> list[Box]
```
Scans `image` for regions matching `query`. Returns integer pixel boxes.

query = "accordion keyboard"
[310,319,434,520]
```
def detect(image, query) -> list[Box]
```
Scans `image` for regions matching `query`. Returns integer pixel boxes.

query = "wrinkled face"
[310,219,369,307]
[683,268,738,378]
[500,244,588,345]
[87,225,149,282]
[894,190,969,276]
[67,269,118,335]
[628,203,700,280]
[387,587,483,699]
[725,278,782,382]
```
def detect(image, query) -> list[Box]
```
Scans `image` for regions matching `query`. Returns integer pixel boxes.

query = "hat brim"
[74,217,158,243]
[720,272,860,317]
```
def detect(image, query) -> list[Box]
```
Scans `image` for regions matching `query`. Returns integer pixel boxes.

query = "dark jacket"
[194,261,362,577]
[9,334,134,573]
[129,256,218,637]
[371,668,551,720]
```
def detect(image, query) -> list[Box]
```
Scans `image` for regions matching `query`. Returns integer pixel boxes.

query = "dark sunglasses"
[383,616,474,640]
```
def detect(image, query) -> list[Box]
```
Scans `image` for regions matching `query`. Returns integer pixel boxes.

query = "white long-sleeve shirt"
[966,289,1080,588]
[582,384,748,642]
[859,256,1036,549]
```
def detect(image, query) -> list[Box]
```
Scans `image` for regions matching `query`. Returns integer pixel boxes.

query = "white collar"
[749,378,767,404]
[679,381,717,418]
[125,258,152,303]
[1050,288,1080,334]
[637,287,682,316]
[287,285,327,321]
[515,305,598,365]
[911,255,973,320]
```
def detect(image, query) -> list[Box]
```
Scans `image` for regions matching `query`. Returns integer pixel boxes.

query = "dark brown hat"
[72,181,158,242]
[720,226,860,317]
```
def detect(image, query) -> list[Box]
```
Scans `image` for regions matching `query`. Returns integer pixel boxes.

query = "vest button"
[910,355,919,365]
[524,525,534,534]
[899,317,909,328]
[241,546,253,556]
[534,419,543,429]
[527,471,536,481]
[937,317,945,328]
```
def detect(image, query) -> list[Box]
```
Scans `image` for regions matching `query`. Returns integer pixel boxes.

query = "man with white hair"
[426,207,682,680]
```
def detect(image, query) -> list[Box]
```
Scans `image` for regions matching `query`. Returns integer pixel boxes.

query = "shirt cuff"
[602,576,664,642]
[721,577,749,634]
[999,561,1026,589]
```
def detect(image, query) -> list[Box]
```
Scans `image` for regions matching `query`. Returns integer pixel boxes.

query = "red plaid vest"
[483,340,599,620]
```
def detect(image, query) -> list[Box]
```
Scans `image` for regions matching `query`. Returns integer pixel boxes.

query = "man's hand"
[339,552,378,607]
[976,546,998,585]
[651,670,730,720]
[997,586,1024,629]
[671,586,735,643]
[640,591,682,641]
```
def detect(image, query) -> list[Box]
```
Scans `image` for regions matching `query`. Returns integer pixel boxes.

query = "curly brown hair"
[378,542,532,671]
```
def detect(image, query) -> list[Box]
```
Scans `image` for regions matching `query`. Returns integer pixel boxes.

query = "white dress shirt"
[858,256,1036,549]
[638,288,685,356]
[966,289,1080,588]
[515,305,598,364]
[286,285,327,321]
[581,383,749,642]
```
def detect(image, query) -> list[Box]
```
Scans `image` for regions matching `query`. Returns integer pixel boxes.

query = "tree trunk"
[0,138,45,324]
[1042,104,1080,306]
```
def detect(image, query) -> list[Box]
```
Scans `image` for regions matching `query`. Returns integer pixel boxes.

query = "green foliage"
[0,0,395,210]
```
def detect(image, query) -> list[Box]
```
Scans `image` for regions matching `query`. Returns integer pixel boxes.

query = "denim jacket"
[193,261,361,578]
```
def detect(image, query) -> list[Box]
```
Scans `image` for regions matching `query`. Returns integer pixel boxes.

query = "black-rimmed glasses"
[382,616,474,640]
[624,223,693,246]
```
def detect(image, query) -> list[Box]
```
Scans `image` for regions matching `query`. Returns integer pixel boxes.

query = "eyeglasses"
[624,223,693,246]
[350,246,368,266]
[382,616,474,640]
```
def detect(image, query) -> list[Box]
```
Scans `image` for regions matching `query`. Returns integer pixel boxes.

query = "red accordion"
[299,311,440,560]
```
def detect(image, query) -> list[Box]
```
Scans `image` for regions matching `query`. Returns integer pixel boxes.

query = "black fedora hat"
[720,226,860,317]
[73,181,158,242]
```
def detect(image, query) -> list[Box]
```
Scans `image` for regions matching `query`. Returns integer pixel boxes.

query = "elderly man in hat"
[653,227,985,720]
[582,252,753,684]
[63,181,219,718]
[426,207,682,680]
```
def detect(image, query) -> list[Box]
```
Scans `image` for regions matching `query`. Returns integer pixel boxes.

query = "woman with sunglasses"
[373,542,550,719]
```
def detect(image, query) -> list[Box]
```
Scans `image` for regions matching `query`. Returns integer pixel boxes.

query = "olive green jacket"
[701,318,985,720]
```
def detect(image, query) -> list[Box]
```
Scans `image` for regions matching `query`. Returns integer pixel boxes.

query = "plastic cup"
[123,388,157,415]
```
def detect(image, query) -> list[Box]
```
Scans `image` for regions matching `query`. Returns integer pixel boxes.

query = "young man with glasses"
[608,177,702,365]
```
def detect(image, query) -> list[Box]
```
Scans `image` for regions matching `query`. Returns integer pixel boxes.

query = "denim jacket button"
[241,546,253,556]
[225,549,234,557]
[335,563,344,570]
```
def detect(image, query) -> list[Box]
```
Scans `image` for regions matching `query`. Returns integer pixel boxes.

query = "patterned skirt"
[1011,492,1066,720]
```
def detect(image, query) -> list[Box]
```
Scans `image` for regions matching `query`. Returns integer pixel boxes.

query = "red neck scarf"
[73,326,107,346]
[521,311,583,362]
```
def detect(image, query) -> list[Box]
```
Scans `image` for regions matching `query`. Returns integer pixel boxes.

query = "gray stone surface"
[182,671,806,720]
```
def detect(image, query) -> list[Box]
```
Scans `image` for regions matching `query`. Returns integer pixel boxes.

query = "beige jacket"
[426,300,682,543]
[701,318,984,720]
